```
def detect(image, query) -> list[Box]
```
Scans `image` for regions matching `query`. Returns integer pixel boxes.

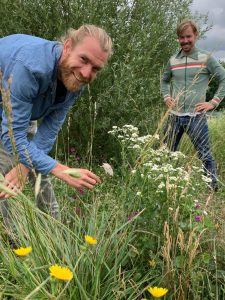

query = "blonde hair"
[177,19,199,37]
[60,24,112,57]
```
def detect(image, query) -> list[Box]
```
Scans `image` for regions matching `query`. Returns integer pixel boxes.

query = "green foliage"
[208,114,225,180]
[206,61,225,110]
[69,0,194,161]
[0,0,194,162]
[2,122,225,299]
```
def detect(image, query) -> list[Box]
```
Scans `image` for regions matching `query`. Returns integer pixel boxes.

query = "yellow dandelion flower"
[49,264,73,281]
[148,259,156,268]
[85,235,97,245]
[13,246,32,257]
[147,286,168,298]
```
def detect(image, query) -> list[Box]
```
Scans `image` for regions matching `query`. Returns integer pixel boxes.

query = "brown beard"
[58,58,89,92]
[58,66,80,92]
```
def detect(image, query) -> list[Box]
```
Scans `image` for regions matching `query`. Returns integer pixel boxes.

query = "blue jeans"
[164,114,217,188]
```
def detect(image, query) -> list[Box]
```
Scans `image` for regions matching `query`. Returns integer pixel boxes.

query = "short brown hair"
[177,19,199,37]
[60,24,112,57]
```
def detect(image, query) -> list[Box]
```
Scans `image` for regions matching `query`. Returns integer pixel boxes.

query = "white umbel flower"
[102,163,114,176]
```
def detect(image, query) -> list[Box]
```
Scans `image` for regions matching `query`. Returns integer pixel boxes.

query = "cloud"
[191,0,225,60]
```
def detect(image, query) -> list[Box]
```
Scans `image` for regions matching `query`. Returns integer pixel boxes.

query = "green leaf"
[204,217,214,229]
[174,255,185,268]
[62,169,81,178]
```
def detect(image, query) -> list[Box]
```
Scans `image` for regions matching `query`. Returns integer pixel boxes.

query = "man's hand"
[51,163,101,191]
[0,164,29,199]
[195,102,215,112]
[165,97,176,109]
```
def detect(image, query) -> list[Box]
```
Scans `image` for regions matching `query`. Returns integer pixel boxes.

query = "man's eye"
[93,67,100,73]
[81,57,88,63]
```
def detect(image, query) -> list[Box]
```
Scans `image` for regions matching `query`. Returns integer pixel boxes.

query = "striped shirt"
[161,47,225,115]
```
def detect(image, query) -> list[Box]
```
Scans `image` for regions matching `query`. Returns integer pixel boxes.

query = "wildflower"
[195,203,201,209]
[69,146,76,154]
[202,175,212,183]
[203,210,208,216]
[131,133,138,138]
[128,211,138,221]
[153,134,159,140]
[158,182,165,189]
[78,188,84,194]
[148,259,156,268]
[85,235,97,245]
[195,215,202,222]
[49,264,73,281]
[74,207,81,215]
[131,169,136,174]
[136,191,142,196]
[13,246,32,257]
[102,163,113,176]
[147,286,168,298]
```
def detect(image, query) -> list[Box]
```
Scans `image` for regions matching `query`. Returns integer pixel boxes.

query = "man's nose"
[80,65,92,79]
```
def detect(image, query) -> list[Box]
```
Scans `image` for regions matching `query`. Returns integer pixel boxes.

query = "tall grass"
[1,116,225,298]
[1,73,225,299]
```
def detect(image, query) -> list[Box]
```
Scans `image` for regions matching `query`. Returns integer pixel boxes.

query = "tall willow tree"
[0,0,199,162]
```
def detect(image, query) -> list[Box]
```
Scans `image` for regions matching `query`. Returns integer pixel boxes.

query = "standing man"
[0,25,112,221]
[161,19,225,191]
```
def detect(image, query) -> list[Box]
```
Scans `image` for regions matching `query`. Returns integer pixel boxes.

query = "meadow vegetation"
[1,0,225,299]
[1,117,225,299]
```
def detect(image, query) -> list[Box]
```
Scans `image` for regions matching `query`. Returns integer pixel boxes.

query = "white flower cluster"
[108,125,158,149]
[109,124,209,195]
[142,146,205,193]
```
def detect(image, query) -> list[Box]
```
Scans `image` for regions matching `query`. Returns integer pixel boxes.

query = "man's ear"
[62,38,73,56]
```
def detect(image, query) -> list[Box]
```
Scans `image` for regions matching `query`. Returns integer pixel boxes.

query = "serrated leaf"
[62,169,81,178]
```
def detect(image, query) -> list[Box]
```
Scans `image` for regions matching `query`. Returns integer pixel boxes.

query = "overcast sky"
[191,0,225,61]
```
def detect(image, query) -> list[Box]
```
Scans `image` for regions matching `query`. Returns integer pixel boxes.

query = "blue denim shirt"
[0,34,83,174]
